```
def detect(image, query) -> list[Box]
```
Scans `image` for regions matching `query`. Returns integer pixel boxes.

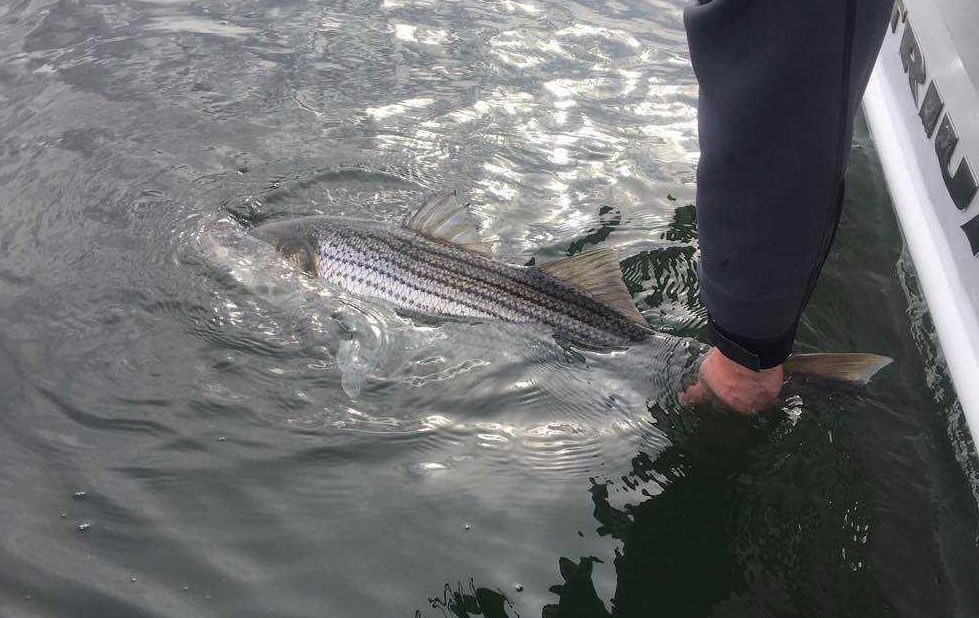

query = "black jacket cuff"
[707,316,795,371]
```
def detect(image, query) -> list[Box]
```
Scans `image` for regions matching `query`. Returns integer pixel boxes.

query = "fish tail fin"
[783,353,893,386]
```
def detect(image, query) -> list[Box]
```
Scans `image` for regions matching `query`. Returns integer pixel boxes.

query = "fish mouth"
[196,218,248,257]
[196,217,287,274]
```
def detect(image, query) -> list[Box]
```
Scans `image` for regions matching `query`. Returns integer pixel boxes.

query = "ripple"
[6,0,921,616]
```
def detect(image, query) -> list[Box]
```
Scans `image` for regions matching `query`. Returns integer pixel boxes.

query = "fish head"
[197,217,264,263]
[196,217,318,298]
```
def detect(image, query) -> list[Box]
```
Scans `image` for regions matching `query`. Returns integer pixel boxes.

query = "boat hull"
[863,0,979,446]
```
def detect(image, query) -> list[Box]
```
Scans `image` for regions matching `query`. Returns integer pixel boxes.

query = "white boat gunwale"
[863,0,979,449]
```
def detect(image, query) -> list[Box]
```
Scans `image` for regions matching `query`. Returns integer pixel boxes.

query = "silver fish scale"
[317,230,511,320]
[254,217,648,348]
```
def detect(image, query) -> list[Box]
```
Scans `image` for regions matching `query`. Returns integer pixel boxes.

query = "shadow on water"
[556,199,704,339]
[421,582,518,618]
[575,394,895,618]
[423,390,898,618]
[622,203,703,338]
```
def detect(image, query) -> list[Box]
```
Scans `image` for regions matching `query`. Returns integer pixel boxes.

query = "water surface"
[0,0,977,616]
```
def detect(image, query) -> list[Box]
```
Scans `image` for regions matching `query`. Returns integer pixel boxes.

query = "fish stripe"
[252,217,648,348]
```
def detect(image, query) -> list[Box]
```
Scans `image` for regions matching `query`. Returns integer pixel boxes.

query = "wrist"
[713,345,782,380]
[708,315,795,371]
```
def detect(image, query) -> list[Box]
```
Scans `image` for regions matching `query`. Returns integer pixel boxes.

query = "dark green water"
[0,0,977,616]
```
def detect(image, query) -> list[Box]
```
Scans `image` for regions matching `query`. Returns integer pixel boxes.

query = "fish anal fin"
[784,353,893,385]
[538,249,648,328]
[402,191,494,255]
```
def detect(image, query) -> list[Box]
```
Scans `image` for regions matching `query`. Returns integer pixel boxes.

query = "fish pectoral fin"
[402,191,495,255]
[783,353,893,385]
[538,249,649,328]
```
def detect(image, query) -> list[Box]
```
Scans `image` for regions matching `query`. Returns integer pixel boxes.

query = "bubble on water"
[463,523,471,531]
[76,522,91,532]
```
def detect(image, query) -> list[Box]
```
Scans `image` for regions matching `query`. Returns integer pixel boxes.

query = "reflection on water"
[550,398,894,617]
[0,0,977,616]
[424,582,517,618]
[422,393,897,618]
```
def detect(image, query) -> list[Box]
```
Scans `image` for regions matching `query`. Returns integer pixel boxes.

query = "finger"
[679,382,709,407]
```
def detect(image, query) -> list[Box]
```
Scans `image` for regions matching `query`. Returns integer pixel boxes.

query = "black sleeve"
[684,0,894,370]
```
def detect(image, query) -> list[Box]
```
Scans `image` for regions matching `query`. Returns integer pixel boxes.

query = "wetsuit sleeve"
[684,0,894,370]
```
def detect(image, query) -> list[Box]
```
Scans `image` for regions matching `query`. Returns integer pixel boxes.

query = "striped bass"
[199,192,893,387]
[249,193,651,349]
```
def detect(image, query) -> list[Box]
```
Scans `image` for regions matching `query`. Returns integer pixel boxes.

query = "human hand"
[679,347,784,412]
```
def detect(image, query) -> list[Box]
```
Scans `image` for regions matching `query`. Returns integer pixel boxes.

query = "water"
[0,1,977,616]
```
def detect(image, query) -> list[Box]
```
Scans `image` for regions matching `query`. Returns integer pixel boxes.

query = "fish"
[249,193,651,349]
[202,192,893,386]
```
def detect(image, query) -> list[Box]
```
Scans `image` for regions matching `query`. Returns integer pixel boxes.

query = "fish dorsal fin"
[402,191,492,255]
[538,249,649,327]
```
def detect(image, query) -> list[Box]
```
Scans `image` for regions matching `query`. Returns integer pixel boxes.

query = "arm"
[682,0,894,410]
